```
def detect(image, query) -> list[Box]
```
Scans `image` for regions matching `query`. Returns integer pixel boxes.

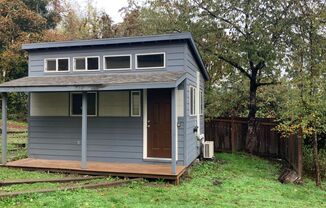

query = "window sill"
[103,68,132,71]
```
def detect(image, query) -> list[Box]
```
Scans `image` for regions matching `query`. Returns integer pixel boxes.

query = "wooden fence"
[205,117,302,177]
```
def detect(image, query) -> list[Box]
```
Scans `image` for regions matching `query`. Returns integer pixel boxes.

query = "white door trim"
[142,88,178,161]
[142,89,148,159]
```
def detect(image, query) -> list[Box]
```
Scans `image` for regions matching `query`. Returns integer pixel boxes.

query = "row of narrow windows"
[44,53,165,72]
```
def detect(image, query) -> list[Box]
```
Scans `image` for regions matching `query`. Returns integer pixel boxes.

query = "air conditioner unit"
[203,141,214,159]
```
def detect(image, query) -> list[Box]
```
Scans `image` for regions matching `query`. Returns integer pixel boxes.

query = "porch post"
[1,93,7,165]
[81,92,87,169]
[171,88,177,174]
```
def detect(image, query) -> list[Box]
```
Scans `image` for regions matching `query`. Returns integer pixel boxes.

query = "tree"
[277,0,326,187]
[22,0,61,29]
[193,0,294,152]
[0,0,61,118]
[0,0,47,82]
[58,0,115,39]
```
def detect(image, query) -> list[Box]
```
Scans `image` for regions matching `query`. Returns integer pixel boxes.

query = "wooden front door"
[147,89,171,158]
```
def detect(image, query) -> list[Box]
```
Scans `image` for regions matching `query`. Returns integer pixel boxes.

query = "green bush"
[303,146,326,179]
[0,92,28,121]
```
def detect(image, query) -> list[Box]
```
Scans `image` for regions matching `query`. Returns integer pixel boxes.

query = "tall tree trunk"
[313,131,321,187]
[246,81,258,153]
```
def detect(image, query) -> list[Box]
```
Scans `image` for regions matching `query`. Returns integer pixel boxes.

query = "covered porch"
[0,71,187,180]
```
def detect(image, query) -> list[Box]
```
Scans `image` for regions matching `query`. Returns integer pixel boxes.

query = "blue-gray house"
[0,33,208,182]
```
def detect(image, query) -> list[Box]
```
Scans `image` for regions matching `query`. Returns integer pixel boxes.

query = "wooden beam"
[1,93,7,165]
[0,176,104,186]
[0,178,142,199]
[171,88,177,174]
[81,92,88,169]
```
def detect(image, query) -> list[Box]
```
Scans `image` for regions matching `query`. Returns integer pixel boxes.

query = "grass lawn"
[0,153,324,208]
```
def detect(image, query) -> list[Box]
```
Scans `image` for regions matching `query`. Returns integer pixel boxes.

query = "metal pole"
[81,92,87,169]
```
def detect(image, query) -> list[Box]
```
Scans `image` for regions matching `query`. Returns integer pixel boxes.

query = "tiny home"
[0,33,208,181]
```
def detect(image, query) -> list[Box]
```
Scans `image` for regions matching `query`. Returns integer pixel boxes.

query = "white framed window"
[190,86,196,116]
[44,58,70,72]
[131,91,141,117]
[103,54,132,70]
[200,90,203,115]
[73,56,100,71]
[70,92,97,116]
[136,52,165,69]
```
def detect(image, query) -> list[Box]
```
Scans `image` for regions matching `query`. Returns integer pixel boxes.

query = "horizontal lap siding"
[184,44,205,166]
[29,117,144,163]
[29,42,186,77]
[29,116,184,165]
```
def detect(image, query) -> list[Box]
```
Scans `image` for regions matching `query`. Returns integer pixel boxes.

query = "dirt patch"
[0,122,27,132]
[214,158,227,164]
[212,178,223,186]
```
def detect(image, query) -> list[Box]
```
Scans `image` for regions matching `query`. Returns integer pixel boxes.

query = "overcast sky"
[76,0,129,23]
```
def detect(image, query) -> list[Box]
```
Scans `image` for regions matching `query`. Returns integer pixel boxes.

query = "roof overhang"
[0,71,187,93]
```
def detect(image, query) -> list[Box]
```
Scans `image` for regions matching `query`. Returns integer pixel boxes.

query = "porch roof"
[0,71,186,92]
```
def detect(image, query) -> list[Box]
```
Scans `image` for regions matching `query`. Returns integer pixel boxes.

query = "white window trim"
[44,57,70,72]
[103,54,132,70]
[130,91,141,117]
[200,89,203,115]
[135,52,166,69]
[190,86,196,116]
[73,56,100,71]
[70,92,98,116]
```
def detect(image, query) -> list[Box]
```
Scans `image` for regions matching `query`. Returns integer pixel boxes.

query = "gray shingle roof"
[0,71,185,88]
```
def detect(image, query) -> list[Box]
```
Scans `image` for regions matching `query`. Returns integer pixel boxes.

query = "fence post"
[297,127,303,178]
[231,117,236,152]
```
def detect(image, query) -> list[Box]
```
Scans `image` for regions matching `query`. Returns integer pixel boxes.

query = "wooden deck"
[5,158,187,183]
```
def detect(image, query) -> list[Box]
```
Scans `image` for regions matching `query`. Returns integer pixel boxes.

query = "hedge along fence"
[205,117,303,177]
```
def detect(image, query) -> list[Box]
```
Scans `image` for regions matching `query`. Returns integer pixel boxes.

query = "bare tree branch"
[255,61,266,71]
[218,55,252,79]
[195,0,247,37]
